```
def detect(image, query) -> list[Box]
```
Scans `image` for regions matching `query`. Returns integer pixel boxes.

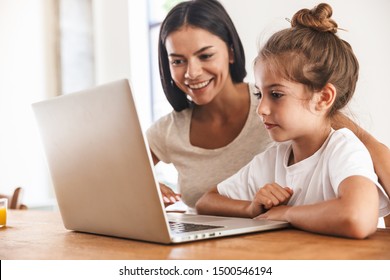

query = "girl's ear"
[315,83,336,112]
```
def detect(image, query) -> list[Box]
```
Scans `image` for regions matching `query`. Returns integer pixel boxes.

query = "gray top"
[146,84,273,209]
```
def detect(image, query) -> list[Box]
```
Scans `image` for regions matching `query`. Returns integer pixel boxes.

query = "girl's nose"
[257,97,270,117]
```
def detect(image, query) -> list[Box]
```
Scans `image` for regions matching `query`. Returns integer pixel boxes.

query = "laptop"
[32,79,289,244]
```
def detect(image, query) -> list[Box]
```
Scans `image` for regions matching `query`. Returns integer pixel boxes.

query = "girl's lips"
[264,122,277,129]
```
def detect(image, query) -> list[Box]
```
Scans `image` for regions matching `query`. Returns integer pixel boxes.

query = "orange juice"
[0,207,6,227]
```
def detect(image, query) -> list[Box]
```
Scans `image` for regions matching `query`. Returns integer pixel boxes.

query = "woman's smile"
[185,78,212,90]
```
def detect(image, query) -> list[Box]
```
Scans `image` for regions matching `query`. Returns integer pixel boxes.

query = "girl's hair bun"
[291,3,338,33]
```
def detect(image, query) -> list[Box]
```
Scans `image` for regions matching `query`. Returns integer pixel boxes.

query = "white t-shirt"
[146,84,273,209]
[218,128,390,217]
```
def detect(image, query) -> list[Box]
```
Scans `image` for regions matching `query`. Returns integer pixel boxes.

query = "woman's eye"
[170,59,185,66]
[199,53,213,60]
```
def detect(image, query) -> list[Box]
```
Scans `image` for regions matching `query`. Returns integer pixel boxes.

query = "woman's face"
[165,26,233,105]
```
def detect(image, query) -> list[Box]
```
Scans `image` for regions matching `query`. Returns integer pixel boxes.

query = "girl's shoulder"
[328,128,364,148]
[324,128,370,163]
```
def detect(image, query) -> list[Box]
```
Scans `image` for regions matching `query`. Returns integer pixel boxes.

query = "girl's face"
[165,26,233,105]
[254,60,322,143]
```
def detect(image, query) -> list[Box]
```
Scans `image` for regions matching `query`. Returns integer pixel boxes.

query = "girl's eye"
[253,91,262,100]
[270,91,283,99]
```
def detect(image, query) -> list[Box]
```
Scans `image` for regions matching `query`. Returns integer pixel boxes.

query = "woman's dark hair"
[256,3,359,117]
[158,0,247,111]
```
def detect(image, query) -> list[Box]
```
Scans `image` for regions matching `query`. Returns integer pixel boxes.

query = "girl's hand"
[254,205,291,221]
[248,183,293,217]
[159,183,181,207]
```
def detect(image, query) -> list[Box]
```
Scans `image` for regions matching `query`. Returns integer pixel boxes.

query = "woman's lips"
[186,79,212,90]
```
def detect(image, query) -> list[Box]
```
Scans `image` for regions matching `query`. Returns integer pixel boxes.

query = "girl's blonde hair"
[257,3,359,116]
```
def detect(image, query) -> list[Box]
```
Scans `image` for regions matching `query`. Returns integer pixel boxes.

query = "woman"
[147,0,272,211]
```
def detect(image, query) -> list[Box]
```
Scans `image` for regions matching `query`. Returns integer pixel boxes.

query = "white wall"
[0,0,57,204]
[92,0,130,84]
[92,0,152,129]
[221,0,390,146]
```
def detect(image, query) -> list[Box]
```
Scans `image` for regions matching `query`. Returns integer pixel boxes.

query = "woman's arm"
[151,150,160,165]
[151,150,181,206]
[257,175,379,239]
[332,113,390,197]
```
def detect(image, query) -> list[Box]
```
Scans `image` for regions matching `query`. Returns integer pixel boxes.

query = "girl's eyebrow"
[269,83,284,87]
[255,83,286,90]
[168,46,214,57]
[264,83,288,89]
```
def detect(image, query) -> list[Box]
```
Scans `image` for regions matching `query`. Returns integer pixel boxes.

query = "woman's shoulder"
[146,109,193,160]
[147,109,192,137]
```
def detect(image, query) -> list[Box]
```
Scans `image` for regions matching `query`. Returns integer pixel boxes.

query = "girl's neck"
[288,124,332,166]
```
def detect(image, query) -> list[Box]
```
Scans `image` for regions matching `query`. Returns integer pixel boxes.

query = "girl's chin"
[268,133,289,143]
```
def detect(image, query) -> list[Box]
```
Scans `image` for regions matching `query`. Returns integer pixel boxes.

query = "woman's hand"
[151,152,181,207]
[159,183,181,207]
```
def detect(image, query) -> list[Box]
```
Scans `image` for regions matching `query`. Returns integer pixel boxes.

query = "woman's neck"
[193,82,248,122]
[189,82,250,149]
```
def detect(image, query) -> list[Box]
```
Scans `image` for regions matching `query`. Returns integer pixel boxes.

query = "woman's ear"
[315,83,336,112]
[229,46,235,64]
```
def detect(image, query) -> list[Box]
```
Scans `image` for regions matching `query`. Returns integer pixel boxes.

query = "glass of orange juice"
[0,198,7,227]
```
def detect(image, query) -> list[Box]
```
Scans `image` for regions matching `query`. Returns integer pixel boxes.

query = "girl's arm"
[196,184,293,218]
[196,186,258,218]
[257,175,379,239]
[332,113,390,197]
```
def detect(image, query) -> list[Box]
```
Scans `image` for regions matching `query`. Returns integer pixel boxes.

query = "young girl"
[196,3,390,239]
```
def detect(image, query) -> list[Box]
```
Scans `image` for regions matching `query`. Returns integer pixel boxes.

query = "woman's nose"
[185,60,202,79]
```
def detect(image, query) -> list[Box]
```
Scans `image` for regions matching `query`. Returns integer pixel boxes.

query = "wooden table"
[1,210,390,260]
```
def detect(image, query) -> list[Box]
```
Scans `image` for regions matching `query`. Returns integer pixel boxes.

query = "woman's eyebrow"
[168,46,214,57]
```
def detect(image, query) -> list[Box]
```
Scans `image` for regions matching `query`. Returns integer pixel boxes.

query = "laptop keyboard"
[169,221,223,234]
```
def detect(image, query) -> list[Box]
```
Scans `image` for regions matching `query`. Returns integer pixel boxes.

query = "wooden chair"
[0,187,27,209]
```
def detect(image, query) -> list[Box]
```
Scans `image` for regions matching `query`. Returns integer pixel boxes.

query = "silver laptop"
[32,79,289,244]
